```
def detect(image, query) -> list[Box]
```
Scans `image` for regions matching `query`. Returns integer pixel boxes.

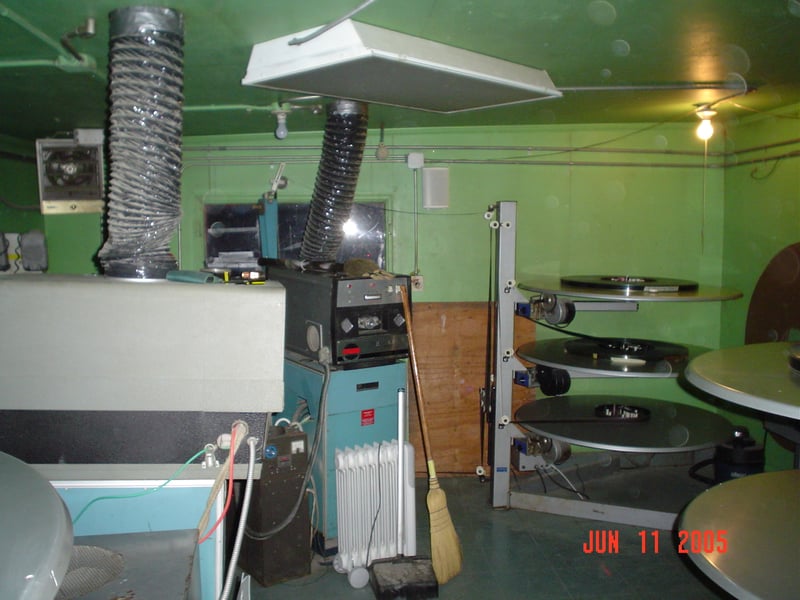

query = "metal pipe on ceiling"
[183,136,800,163]
[0,2,73,59]
[0,2,97,73]
[184,144,722,158]
[182,155,724,170]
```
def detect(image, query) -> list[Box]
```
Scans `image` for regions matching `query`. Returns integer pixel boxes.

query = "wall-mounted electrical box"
[0,232,47,274]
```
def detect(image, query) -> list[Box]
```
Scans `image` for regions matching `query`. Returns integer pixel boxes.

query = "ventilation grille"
[35,138,104,214]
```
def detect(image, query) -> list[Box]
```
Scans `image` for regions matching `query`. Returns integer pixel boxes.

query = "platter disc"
[564,337,689,363]
[518,275,742,302]
[560,275,698,293]
[517,338,706,378]
[515,394,731,453]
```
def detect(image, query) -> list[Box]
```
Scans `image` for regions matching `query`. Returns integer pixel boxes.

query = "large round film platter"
[515,394,731,453]
[518,275,742,302]
[518,338,708,378]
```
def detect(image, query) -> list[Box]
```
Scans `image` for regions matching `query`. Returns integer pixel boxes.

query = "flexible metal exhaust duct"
[300,100,368,262]
[98,6,184,279]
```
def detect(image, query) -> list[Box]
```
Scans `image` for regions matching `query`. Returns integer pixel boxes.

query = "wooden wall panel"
[405,302,536,476]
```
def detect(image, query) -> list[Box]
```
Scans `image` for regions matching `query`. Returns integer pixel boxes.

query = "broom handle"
[399,286,434,472]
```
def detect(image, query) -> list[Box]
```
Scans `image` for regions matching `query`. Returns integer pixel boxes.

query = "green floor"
[250,476,729,599]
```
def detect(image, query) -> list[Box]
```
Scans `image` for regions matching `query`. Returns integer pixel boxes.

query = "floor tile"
[248,476,730,599]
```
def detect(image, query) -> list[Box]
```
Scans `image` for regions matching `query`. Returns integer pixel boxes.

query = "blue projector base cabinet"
[282,358,407,552]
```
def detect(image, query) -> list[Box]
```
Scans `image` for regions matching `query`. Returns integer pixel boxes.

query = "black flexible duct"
[300,100,368,262]
[98,6,184,279]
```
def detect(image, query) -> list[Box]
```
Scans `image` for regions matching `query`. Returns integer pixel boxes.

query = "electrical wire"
[364,441,384,567]
[306,475,319,555]
[5,235,21,274]
[0,195,39,211]
[574,461,588,494]
[492,90,750,164]
[70,447,207,525]
[245,360,331,541]
[288,0,377,45]
[528,306,636,341]
[411,167,420,275]
[198,428,237,544]
[535,468,547,494]
[480,218,497,470]
[0,235,9,272]
[182,146,723,170]
[620,454,655,469]
[535,464,589,500]
[750,156,784,180]
[500,106,702,162]
[219,436,258,600]
[199,426,237,544]
[383,206,486,218]
[729,101,800,119]
[529,317,599,339]
[197,421,247,541]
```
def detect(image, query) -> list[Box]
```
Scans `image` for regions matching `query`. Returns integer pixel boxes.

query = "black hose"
[300,100,368,262]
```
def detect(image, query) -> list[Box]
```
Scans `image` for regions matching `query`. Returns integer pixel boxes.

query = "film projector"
[486,201,743,528]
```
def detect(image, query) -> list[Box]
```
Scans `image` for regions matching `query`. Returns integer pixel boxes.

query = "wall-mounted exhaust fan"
[243,19,561,113]
[35,130,104,214]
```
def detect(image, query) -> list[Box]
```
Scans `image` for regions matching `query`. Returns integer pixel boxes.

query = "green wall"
[721,109,800,346]
[183,123,727,349]
[720,106,800,470]
[3,109,796,468]
[0,152,42,234]
[0,137,102,274]
[41,213,104,274]
[182,122,733,424]
[181,113,800,470]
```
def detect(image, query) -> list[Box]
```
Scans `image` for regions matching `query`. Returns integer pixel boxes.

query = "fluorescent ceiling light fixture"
[242,19,561,113]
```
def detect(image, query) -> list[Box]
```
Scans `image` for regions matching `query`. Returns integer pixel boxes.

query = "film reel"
[594,403,651,421]
[560,275,699,293]
[564,337,689,363]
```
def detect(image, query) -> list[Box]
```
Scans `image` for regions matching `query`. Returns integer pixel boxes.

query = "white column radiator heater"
[333,440,416,575]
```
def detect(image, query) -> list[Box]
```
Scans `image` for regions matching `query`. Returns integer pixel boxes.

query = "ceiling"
[1,0,799,144]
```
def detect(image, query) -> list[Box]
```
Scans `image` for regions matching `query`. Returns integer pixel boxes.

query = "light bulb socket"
[695,105,717,121]
[274,112,288,140]
[694,104,716,140]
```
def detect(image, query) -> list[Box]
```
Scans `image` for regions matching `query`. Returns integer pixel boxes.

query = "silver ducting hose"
[300,100,368,262]
[98,6,184,279]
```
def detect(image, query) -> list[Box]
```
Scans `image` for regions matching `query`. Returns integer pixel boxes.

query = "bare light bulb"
[274,112,288,140]
[696,118,714,141]
[342,219,358,236]
[695,106,717,141]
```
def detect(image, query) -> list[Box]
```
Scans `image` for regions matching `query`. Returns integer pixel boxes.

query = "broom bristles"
[427,474,463,584]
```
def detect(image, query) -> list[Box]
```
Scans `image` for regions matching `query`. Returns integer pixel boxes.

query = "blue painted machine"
[281,357,407,552]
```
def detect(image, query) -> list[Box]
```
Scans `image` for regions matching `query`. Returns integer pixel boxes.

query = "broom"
[399,286,463,584]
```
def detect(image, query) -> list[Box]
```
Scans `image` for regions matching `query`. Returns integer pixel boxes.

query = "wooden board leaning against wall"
[406,302,537,476]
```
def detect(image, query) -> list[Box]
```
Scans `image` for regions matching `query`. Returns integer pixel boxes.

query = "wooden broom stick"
[400,285,463,584]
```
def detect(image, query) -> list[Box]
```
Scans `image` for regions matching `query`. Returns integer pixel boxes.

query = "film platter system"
[485,201,744,529]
